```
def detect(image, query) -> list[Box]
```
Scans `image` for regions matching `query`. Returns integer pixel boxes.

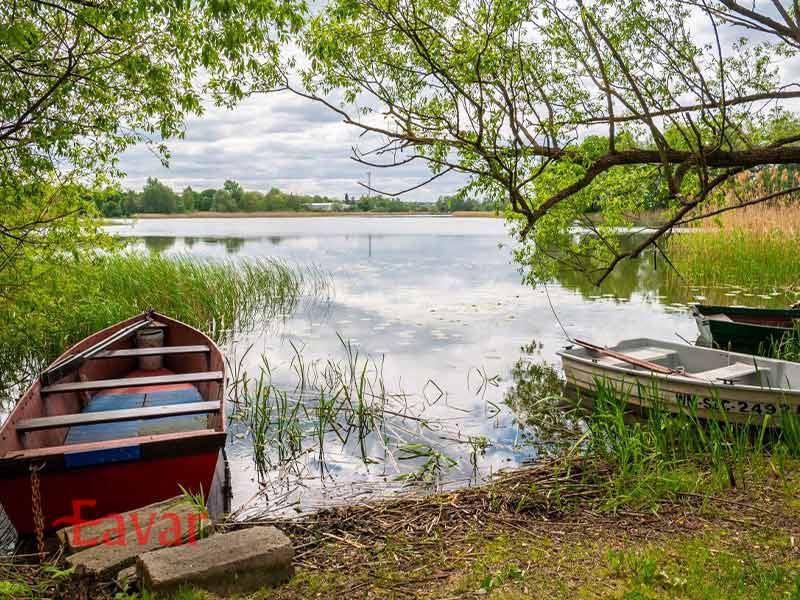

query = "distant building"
[307,202,335,211]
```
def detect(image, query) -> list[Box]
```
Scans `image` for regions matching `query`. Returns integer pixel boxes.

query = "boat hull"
[560,339,800,427]
[0,449,220,536]
[704,320,789,356]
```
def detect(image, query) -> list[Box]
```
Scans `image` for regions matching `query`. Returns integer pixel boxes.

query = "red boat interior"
[63,373,209,445]
[0,314,228,535]
[0,316,224,457]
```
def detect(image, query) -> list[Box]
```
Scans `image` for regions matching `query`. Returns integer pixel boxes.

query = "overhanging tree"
[294,0,800,284]
[0,0,303,293]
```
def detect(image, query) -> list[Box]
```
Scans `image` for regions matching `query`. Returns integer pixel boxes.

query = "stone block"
[137,526,293,596]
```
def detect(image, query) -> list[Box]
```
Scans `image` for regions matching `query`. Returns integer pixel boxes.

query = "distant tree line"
[88,178,500,217]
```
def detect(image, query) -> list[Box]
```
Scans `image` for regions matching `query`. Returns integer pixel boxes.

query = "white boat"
[558,338,800,426]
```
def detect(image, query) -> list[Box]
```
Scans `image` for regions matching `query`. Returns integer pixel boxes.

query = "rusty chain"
[29,462,46,561]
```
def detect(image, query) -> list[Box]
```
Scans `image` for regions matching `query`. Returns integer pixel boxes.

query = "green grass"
[583,379,800,509]
[605,532,800,600]
[11,485,800,600]
[0,563,74,599]
[249,507,800,600]
[445,527,800,599]
[766,322,800,362]
[0,253,328,396]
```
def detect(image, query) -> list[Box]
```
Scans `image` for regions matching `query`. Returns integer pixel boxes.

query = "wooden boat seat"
[16,401,219,433]
[694,362,758,383]
[595,347,678,367]
[18,375,219,443]
[41,371,223,394]
[63,384,214,444]
[93,345,210,359]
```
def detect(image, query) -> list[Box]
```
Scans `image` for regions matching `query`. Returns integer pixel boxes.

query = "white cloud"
[119,90,467,201]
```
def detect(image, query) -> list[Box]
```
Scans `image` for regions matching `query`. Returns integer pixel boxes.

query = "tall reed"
[668,169,800,292]
[230,337,466,486]
[668,229,800,291]
[0,253,329,396]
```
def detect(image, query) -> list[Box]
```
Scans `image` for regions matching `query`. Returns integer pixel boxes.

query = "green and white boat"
[692,304,800,356]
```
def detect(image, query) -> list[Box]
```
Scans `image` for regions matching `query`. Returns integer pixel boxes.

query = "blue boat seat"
[63,393,145,445]
[138,387,209,436]
[64,387,208,445]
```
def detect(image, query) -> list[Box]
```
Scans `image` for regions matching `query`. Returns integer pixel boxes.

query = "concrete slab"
[62,497,212,577]
[137,526,293,596]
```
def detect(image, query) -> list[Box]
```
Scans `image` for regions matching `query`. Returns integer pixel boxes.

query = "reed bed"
[668,170,800,291]
[0,253,329,397]
[701,202,800,234]
[695,167,800,231]
[228,337,477,494]
[668,228,800,291]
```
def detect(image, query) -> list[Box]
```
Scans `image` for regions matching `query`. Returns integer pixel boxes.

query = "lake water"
[102,217,751,517]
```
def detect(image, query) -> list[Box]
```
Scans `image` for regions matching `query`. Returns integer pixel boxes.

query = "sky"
[118,90,467,201]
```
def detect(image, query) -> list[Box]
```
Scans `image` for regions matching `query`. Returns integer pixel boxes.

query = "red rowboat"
[0,311,227,536]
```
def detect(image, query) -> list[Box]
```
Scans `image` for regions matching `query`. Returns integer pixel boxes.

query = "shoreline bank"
[11,454,799,599]
[119,210,502,220]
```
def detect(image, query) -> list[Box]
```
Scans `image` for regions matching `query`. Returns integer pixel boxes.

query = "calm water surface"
[104,217,746,517]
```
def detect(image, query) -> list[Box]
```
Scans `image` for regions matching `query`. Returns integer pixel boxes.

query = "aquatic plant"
[503,350,582,449]
[230,337,495,492]
[0,253,329,397]
[467,435,490,478]
[395,443,458,483]
[667,215,800,296]
[233,336,406,479]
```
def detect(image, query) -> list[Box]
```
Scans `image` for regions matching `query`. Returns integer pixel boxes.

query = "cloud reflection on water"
[112,217,701,515]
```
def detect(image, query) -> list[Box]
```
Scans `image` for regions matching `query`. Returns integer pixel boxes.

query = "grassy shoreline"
[251,457,800,600]
[0,254,328,398]
[122,211,502,219]
[9,454,799,599]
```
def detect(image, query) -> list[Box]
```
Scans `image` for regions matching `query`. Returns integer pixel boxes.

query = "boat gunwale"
[692,303,800,332]
[706,319,793,333]
[691,303,800,319]
[0,429,227,465]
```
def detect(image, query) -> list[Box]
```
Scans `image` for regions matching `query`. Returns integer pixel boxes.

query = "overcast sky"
[118,90,467,201]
